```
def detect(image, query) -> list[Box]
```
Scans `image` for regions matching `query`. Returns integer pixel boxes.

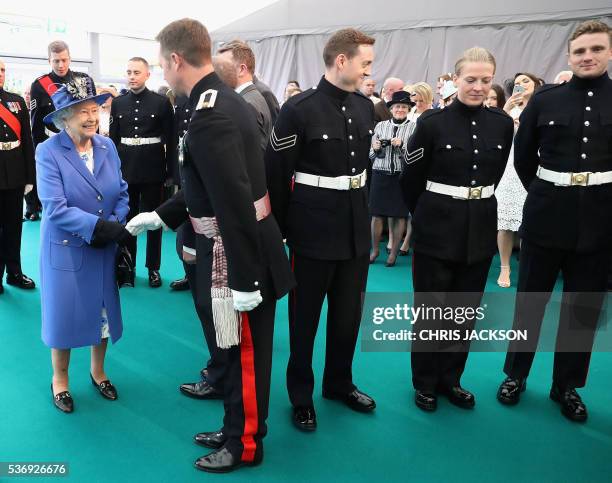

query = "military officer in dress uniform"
[498,20,612,422]
[110,57,175,287]
[401,47,513,412]
[28,40,96,221]
[0,60,36,293]
[265,28,377,432]
[126,19,294,473]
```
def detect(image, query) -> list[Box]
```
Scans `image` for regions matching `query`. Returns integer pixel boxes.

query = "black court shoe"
[170,276,190,291]
[292,406,317,431]
[91,375,118,400]
[442,386,475,409]
[180,380,223,399]
[415,391,437,411]
[51,383,74,413]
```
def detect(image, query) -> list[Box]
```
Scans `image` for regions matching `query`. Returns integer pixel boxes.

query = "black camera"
[376,139,391,158]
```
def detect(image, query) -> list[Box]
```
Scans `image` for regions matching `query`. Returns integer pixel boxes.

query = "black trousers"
[184,233,228,391]
[0,188,24,278]
[287,252,369,407]
[125,182,163,270]
[24,183,41,214]
[411,252,492,392]
[222,295,276,463]
[503,240,609,388]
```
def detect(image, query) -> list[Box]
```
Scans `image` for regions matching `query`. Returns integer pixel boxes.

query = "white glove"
[125,211,165,236]
[24,184,33,195]
[231,289,263,312]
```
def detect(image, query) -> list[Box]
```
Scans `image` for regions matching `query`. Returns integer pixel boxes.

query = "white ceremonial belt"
[536,166,612,187]
[121,137,162,146]
[0,140,20,151]
[294,170,367,190]
[426,181,494,200]
[44,127,57,137]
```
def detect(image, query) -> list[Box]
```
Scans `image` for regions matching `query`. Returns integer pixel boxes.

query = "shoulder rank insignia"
[196,89,218,110]
[270,126,297,152]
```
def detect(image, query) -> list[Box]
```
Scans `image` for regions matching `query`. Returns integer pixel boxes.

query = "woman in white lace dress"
[493,73,541,287]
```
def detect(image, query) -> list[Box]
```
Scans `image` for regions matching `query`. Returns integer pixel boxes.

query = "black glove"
[91,219,131,248]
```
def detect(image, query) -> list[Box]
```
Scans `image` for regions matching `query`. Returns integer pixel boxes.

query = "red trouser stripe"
[240,312,258,462]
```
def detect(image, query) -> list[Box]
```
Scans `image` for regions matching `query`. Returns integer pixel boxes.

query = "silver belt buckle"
[468,187,482,199]
[571,172,589,186]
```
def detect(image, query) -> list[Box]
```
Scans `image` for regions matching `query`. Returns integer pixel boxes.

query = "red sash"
[0,103,21,141]
[38,75,59,97]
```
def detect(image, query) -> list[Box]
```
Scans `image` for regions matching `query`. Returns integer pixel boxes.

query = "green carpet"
[1,222,611,482]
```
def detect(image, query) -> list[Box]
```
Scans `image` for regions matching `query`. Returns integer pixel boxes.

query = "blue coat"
[36,131,129,349]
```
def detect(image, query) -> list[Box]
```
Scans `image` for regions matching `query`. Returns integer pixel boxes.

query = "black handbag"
[115,245,135,288]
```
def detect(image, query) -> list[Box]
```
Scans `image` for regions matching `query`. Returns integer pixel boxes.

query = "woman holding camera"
[36,79,130,413]
[369,91,413,267]
[495,72,541,287]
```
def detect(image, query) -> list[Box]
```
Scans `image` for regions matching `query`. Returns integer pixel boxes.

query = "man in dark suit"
[498,20,612,423]
[0,60,36,293]
[253,75,280,124]
[215,42,272,152]
[127,18,294,473]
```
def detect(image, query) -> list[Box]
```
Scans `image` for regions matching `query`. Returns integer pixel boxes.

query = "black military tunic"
[0,88,35,279]
[109,87,175,272]
[504,72,612,389]
[28,70,96,215]
[401,99,513,392]
[155,72,294,463]
[265,76,375,407]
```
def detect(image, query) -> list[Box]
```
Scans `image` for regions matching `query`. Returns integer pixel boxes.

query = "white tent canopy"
[212,0,612,101]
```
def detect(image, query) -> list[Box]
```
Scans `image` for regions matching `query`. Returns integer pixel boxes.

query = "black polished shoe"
[6,273,36,289]
[550,384,587,422]
[179,380,223,400]
[91,374,118,400]
[51,383,73,413]
[194,430,227,449]
[292,406,317,431]
[322,388,376,413]
[194,447,262,473]
[170,276,190,291]
[399,249,409,256]
[497,377,526,405]
[442,385,475,409]
[415,391,437,411]
[148,270,162,288]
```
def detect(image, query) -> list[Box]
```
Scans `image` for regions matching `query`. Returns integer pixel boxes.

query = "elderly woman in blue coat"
[36,79,130,413]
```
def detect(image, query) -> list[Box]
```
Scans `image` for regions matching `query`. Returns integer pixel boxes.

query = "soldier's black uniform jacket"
[514,73,612,253]
[0,89,35,188]
[156,72,294,298]
[30,70,95,147]
[169,94,191,186]
[401,99,514,263]
[265,76,375,260]
[109,87,175,184]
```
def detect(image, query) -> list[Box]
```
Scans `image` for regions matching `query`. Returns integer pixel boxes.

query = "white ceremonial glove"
[125,211,165,236]
[231,289,263,312]
[24,184,33,195]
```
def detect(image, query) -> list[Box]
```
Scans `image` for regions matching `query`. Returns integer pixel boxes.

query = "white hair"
[52,106,76,130]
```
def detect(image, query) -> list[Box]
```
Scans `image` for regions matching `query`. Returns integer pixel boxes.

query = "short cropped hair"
[156,18,211,67]
[129,57,149,69]
[217,39,256,74]
[48,40,70,58]
[323,28,375,68]
[568,20,611,51]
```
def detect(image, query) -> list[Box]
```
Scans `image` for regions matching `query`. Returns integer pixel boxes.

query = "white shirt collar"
[235,81,254,94]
